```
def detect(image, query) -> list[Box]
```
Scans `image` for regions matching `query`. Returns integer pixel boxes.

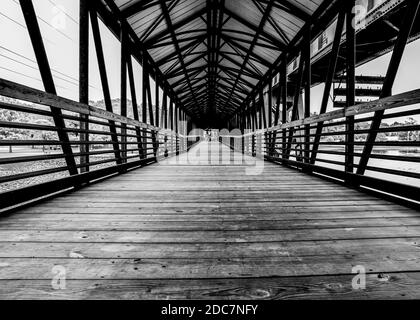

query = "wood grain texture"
[0,141,419,299]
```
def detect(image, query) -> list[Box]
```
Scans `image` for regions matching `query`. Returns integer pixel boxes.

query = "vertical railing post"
[127,57,144,160]
[309,8,345,166]
[285,51,305,160]
[142,54,148,159]
[345,0,356,180]
[268,72,273,157]
[155,75,160,128]
[79,0,89,173]
[120,23,128,164]
[281,59,287,161]
[90,6,122,165]
[304,25,311,170]
[357,0,420,175]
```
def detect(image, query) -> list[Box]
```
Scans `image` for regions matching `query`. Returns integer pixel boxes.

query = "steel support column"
[345,0,356,178]
[357,0,420,175]
[120,23,128,163]
[127,56,144,160]
[310,8,345,165]
[304,25,311,167]
[19,0,78,175]
[281,59,287,161]
[90,6,122,165]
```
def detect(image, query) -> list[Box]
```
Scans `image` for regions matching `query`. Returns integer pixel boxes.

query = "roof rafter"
[144,6,207,47]
[158,0,200,109]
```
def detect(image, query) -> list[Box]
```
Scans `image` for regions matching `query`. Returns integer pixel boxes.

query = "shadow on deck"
[0,141,419,299]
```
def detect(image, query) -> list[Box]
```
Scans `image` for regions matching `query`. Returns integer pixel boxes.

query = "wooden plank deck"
[0,141,419,299]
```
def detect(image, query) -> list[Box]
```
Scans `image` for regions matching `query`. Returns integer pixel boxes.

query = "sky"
[0,0,161,104]
[0,0,419,122]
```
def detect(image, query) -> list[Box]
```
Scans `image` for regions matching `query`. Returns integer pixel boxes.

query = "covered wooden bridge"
[0,0,419,299]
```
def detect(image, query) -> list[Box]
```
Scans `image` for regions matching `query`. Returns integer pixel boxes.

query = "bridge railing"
[0,79,190,211]
[228,88,420,205]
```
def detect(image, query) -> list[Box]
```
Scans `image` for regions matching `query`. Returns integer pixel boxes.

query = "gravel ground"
[0,151,120,193]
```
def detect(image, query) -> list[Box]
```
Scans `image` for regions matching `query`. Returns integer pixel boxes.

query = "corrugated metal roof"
[111,0,326,118]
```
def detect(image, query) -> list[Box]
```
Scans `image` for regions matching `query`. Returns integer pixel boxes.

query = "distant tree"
[405,117,418,141]
[0,109,30,152]
[32,119,56,152]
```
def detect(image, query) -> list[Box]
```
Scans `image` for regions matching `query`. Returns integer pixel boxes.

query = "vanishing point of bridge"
[0,0,419,299]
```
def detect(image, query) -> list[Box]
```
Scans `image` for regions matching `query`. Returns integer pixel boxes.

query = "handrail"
[220,88,420,205]
[0,78,194,211]
[235,88,420,137]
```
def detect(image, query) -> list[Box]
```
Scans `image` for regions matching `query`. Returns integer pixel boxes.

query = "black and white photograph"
[0,0,419,308]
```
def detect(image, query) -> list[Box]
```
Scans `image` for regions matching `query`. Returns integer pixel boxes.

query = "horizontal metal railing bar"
[264,155,419,201]
[0,141,186,181]
[268,147,420,163]
[0,120,165,137]
[0,157,157,210]
[264,109,420,134]
[225,89,420,139]
[262,140,420,147]
[265,152,420,180]
[0,147,148,165]
[315,141,420,146]
[0,140,163,146]
[0,166,70,184]
[0,97,182,139]
[0,78,161,132]
[0,140,196,211]
[265,152,343,166]
[364,165,420,179]
[267,89,420,132]
[282,126,420,139]
[0,101,53,117]
[242,139,420,148]
[0,148,160,184]
[0,121,157,139]
[0,101,134,130]
[247,120,420,137]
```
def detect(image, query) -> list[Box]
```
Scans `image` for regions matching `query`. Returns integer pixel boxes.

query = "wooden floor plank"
[0,141,419,299]
[0,253,420,279]
[1,273,418,300]
[0,238,418,259]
